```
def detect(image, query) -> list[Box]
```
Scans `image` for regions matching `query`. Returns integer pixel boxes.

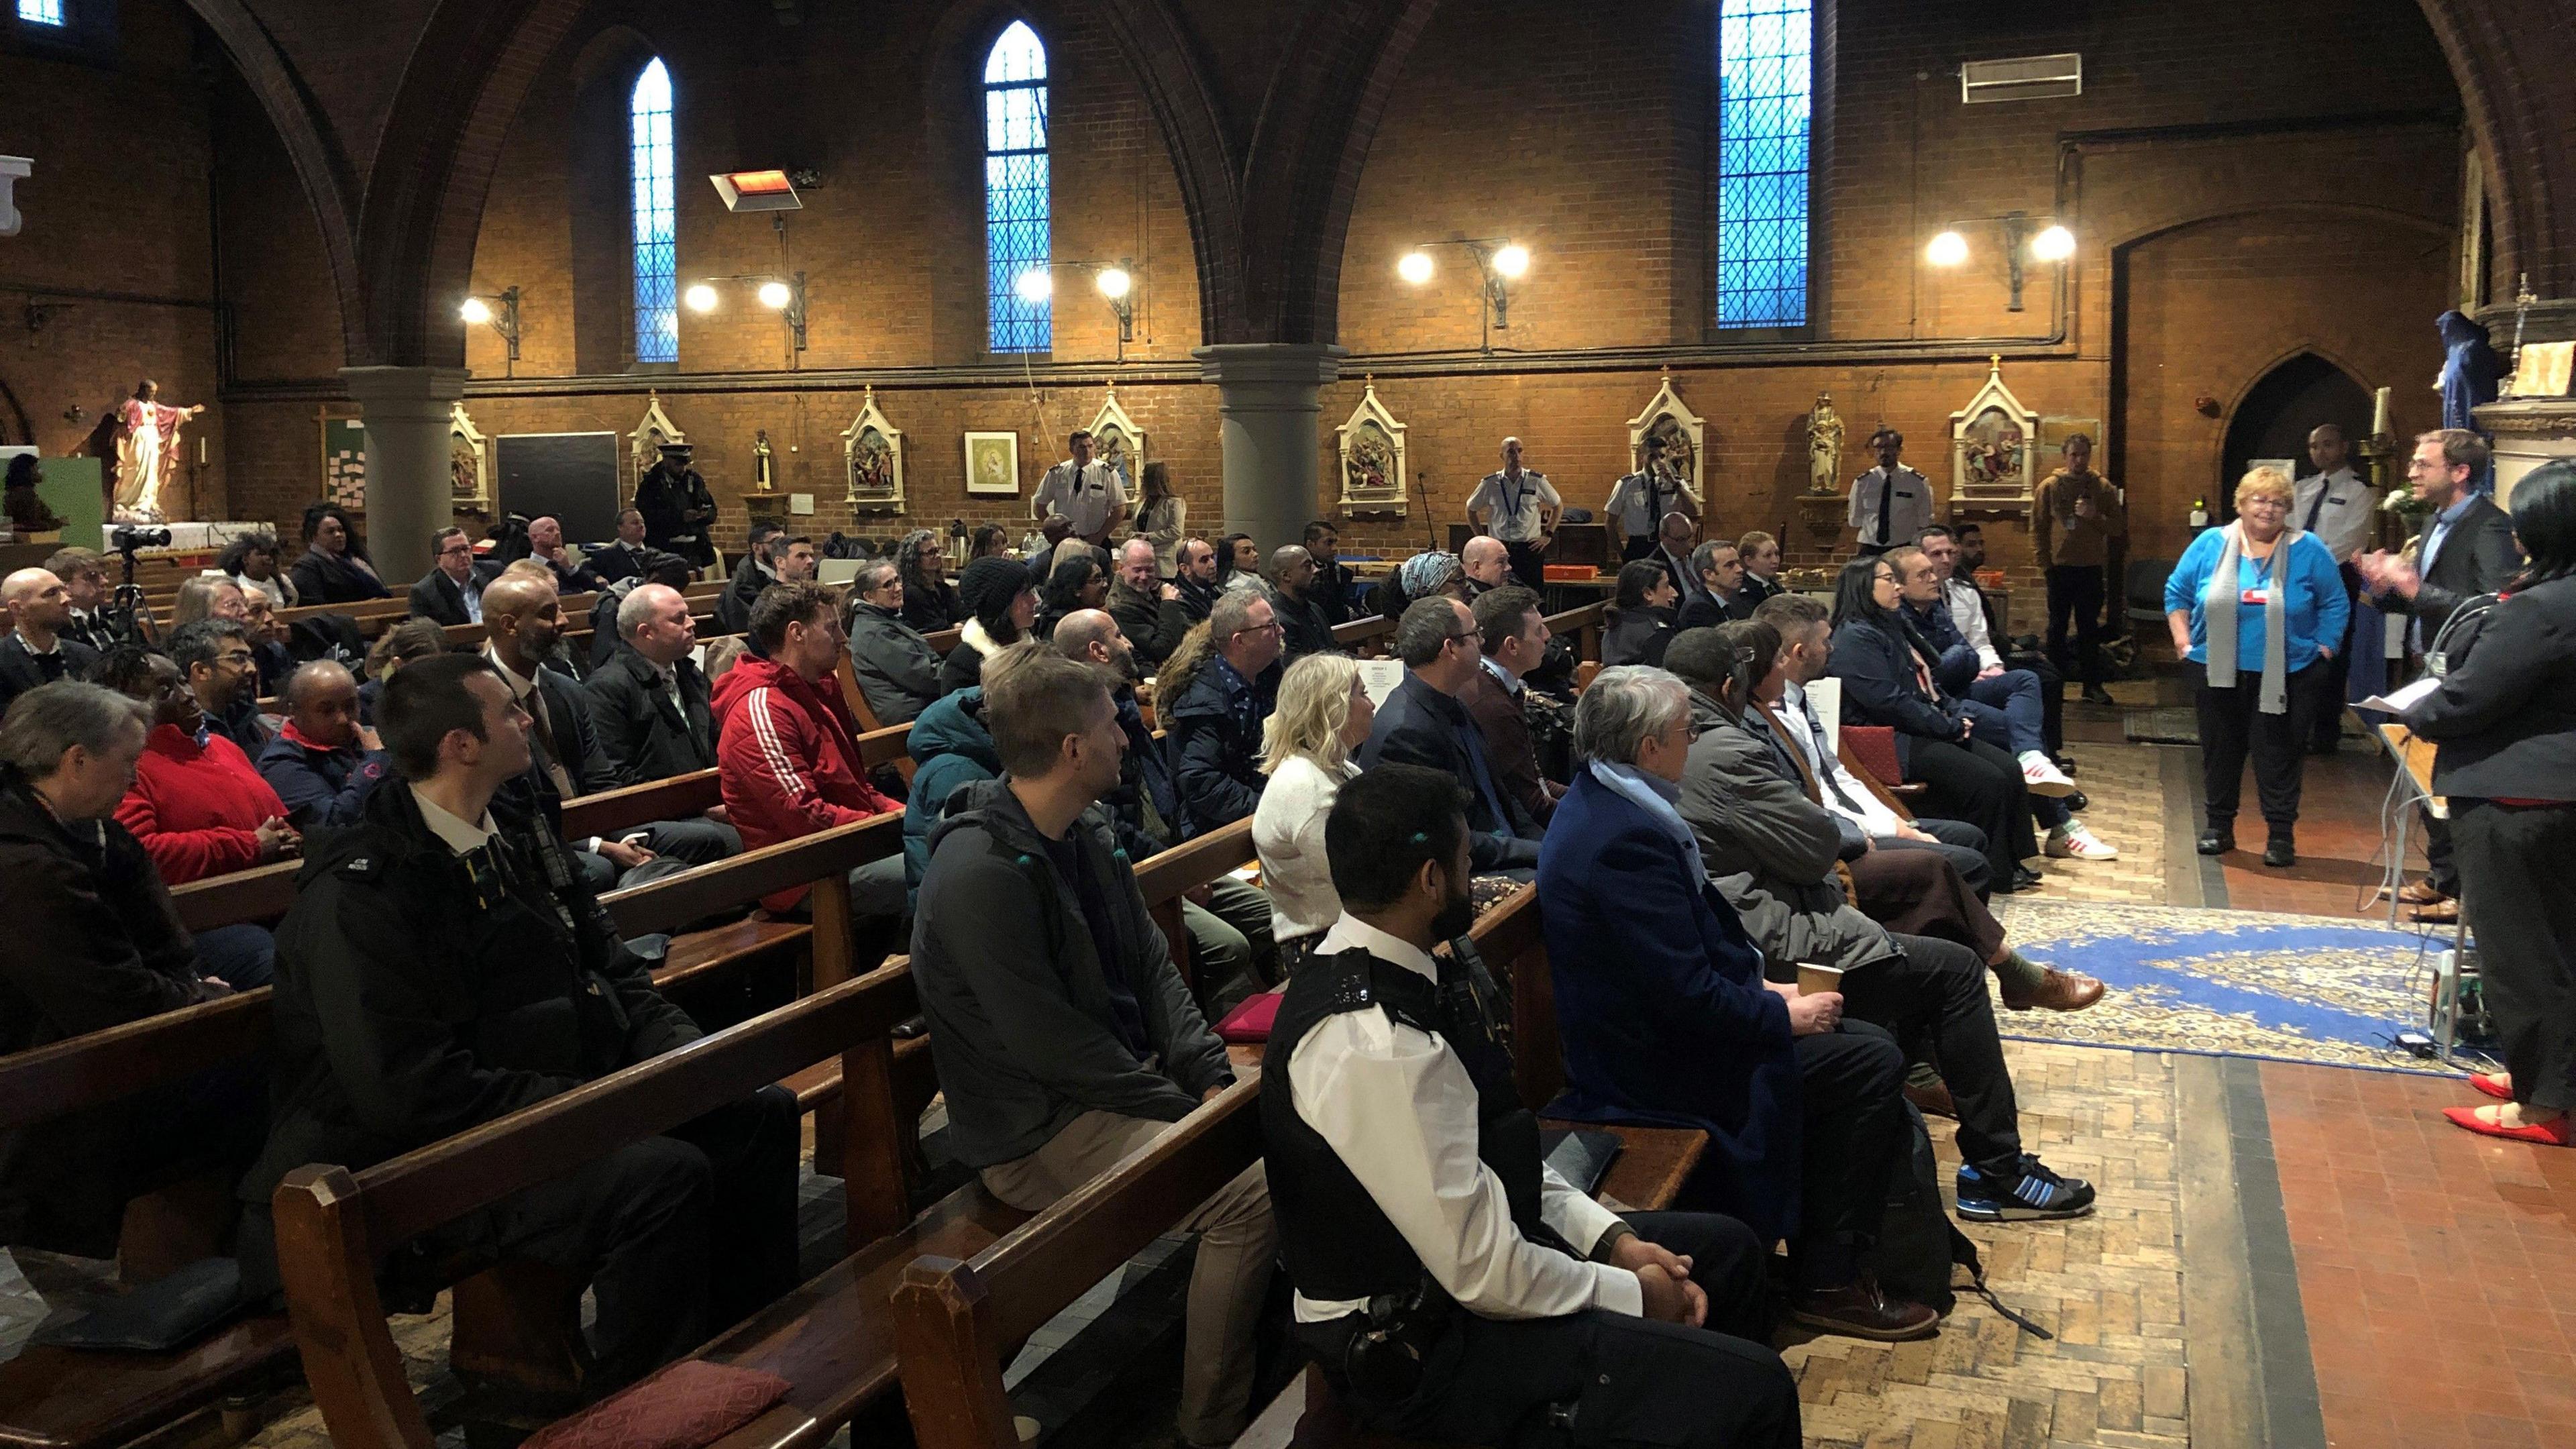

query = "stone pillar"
[339,366,466,586]
[1193,343,1345,553]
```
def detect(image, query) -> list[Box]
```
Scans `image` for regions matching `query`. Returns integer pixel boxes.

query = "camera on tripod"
[111,525,173,555]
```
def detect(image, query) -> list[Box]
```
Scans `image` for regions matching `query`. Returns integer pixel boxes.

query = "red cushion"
[1843,725,1903,787]
[1216,991,1281,1043]
[521,1360,792,1449]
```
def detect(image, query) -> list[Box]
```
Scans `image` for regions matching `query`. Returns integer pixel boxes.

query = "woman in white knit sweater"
[1251,652,1376,958]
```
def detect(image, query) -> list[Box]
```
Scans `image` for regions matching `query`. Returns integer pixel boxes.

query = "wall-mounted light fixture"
[682,273,808,354]
[459,285,523,372]
[1923,212,2075,312]
[1395,237,1531,353]
[1009,260,1144,358]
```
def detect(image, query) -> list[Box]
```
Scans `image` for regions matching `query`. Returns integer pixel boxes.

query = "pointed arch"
[983,19,1053,353]
[629,57,677,363]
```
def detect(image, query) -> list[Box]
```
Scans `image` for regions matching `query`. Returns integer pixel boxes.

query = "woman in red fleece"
[98,646,300,883]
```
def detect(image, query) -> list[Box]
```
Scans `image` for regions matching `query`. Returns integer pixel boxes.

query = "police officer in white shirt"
[1847,428,1933,557]
[1604,434,1703,562]
[1264,763,1797,1449]
[2290,423,2378,751]
[1466,437,1562,590]
[1030,429,1129,545]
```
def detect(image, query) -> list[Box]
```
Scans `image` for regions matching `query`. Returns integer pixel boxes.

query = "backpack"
[1863,1102,2051,1338]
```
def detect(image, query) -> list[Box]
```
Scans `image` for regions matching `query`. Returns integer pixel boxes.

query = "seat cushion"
[523,1360,792,1449]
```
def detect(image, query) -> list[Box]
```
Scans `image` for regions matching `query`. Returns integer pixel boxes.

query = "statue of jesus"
[114,379,204,523]
[1807,392,1845,495]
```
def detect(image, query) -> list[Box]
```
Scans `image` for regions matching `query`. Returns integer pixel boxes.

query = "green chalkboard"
[34,457,106,552]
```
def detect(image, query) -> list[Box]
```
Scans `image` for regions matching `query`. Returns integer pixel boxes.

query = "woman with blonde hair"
[2164,466,2349,865]
[1251,651,1375,959]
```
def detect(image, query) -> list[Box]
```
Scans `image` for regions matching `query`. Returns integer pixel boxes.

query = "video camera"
[111,524,173,555]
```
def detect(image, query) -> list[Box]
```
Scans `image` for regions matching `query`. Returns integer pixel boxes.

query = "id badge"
[2241,587,2271,606]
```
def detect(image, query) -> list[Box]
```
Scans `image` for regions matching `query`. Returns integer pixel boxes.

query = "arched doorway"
[2218,352,2372,523]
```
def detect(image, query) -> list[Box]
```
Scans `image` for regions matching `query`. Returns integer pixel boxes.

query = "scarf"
[2204,521,2294,714]
[1588,759,1704,882]
[1399,551,1461,598]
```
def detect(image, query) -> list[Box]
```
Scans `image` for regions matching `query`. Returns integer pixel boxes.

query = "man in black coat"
[588,508,655,586]
[1108,539,1189,669]
[408,526,496,627]
[1303,521,1356,629]
[233,654,798,1388]
[715,527,819,636]
[2356,428,2526,917]
[1172,537,1222,624]
[635,443,718,570]
[0,567,101,716]
[1358,597,1545,872]
[0,680,266,1258]
[1267,544,1337,661]
[586,582,720,786]
[1160,588,1282,839]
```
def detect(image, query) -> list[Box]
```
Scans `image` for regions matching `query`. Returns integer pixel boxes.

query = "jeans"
[1835,934,2027,1179]
[194,922,276,989]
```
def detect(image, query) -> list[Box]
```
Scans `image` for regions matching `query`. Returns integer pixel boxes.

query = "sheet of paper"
[1358,658,1405,709]
[2358,675,2438,714]
[1805,677,1843,752]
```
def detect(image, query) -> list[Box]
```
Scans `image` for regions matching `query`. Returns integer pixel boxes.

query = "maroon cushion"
[1843,725,1902,788]
[1216,991,1281,1043]
[522,1360,793,1449]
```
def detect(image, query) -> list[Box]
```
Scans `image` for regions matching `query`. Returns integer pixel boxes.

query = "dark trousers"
[1622,535,1660,563]
[2424,809,2459,895]
[1875,816,1994,899]
[1904,734,2039,879]
[2195,661,2324,838]
[1299,1212,1798,1449]
[2045,565,2108,686]
[425,1086,800,1391]
[1958,698,2068,829]
[1835,934,2024,1179]
[195,922,277,989]
[2453,801,2576,1112]
[1505,541,1548,591]
[2310,563,2363,748]
[1848,843,2005,960]
[1788,1020,1906,1291]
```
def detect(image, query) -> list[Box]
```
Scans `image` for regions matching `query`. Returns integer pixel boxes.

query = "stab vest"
[1261,946,1567,1307]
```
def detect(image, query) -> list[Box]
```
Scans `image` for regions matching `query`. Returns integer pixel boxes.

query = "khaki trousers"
[980,1109,1276,1444]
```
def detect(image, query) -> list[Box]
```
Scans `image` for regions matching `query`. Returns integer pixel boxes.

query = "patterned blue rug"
[1990,900,2488,1077]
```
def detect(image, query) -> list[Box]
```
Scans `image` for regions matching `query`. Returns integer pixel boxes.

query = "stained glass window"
[1717,0,1811,329]
[17,1,66,25]
[984,21,1052,354]
[631,58,678,364]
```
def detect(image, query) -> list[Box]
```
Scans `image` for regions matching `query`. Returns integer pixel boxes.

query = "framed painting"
[965,431,1019,496]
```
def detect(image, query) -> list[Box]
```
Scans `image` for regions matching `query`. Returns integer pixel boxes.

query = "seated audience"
[1601,558,1678,667]
[408,525,493,625]
[97,641,301,887]
[1534,666,1935,1339]
[1252,651,1373,959]
[1173,537,1223,623]
[1737,529,1784,607]
[288,502,389,605]
[219,530,297,609]
[258,660,390,828]
[172,572,249,627]
[1918,525,2065,763]
[1460,535,1512,599]
[1271,762,1798,1449]
[1,567,101,715]
[1159,589,1283,839]
[1463,586,1564,825]
[843,559,945,724]
[170,616,274,757]
[1755,593,2008,892]
[46,548,125,653]
[242,588,295,697]
[1036,553,1109,641]
[714,522,786,635]
[1674,539,1755,630]
[1648,512,1704,610]
[1109,537,1190,669]
[2165,466,2349,866]
[712,581,906,921]
[898,527,967,633]
[1216,532,1265,597]
[902,684,999,904]
[586,549,696,669]
[1368,548,1466,621]
[586,582,720,784]
[233,653,798,1387]
[942,555,1040,696]
[587,508,654,586]
[1358,598,1544,871]
[359,617,448,727]
[1304,521,1355,629]
[1267,544,1337,660]
[0,680,269,1258]
[968,521,1014,561]
[911,643,1273,1447]
[525,515,606,594]
[1890,545,2076,798]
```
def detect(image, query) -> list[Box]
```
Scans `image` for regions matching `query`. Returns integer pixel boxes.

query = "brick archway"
[2409,0,2574,299]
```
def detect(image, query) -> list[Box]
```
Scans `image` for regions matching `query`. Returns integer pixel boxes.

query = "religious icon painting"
[1948,356,2041,508]
[841,387,907,513]
[965,431,1020,495]
[1334,380,1409,514]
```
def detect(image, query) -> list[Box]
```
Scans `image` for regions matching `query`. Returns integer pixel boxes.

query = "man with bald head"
[588,580,721,786]
[257,660,390,826]
[1466,435,1561,589]
[1267,543,1334,660]
[527,515,607,594]
[1,568,99,714]
[1459,535,1513,601]
[1108,537,1188,669]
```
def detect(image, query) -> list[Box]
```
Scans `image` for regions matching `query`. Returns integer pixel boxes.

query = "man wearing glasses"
[1359,597,1546,874]
[408,526,495,627]
[1163,589,1283,839]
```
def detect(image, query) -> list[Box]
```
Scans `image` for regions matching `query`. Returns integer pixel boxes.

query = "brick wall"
[35,0,2463,588]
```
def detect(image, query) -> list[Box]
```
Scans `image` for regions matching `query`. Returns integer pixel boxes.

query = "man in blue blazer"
[1537,665,1938,1341]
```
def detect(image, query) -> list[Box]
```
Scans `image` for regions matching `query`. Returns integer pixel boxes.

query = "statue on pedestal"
[752,429,778,493]
[1807,392,1845,495]
[113,379,204,523]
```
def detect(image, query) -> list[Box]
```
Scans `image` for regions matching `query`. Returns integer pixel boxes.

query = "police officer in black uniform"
[635,442,718,571]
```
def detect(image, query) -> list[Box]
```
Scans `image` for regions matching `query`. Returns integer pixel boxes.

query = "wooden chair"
[1542,601,1607,665]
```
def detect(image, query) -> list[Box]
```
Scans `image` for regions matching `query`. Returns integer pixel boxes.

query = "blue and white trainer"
[1955,1155,2096,1221]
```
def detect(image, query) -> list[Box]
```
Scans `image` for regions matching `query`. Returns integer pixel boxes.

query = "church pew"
[1542,600,1607,664]
[891,1079,1264,1449]
[1130,817,1258,996]
[924,625,963,655]
[1331,614,1396,657]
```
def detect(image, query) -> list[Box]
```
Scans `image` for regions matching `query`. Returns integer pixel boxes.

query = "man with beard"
[1267,545,1336,661]
[1,568,101,715]
[168,616,274,759]
[1303,521,1355,629]
[1173,537,1223,624]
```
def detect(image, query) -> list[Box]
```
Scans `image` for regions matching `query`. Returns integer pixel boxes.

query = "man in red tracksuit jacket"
[711,580,906,918]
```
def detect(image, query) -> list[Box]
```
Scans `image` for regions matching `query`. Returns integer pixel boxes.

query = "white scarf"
[1588,759,1705,881]
[2204,521,2294,714]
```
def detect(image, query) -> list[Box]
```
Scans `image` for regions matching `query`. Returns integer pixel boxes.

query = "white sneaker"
[2019,750,2078,798]
[2047,821,2120,860]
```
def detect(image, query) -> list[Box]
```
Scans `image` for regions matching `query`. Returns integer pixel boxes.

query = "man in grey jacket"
[911,642,1273,1447]
[843,559,944,724]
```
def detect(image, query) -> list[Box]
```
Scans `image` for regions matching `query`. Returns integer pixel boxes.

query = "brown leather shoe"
[1790,1279,1941,1341]
[2397,877,2448,906]
[2002,967,2106,1013]
[1904,1080,1958,1119]
[2410,898,2461,924]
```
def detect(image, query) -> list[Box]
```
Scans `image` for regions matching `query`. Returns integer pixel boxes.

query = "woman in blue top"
[2165,468,2350,866]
